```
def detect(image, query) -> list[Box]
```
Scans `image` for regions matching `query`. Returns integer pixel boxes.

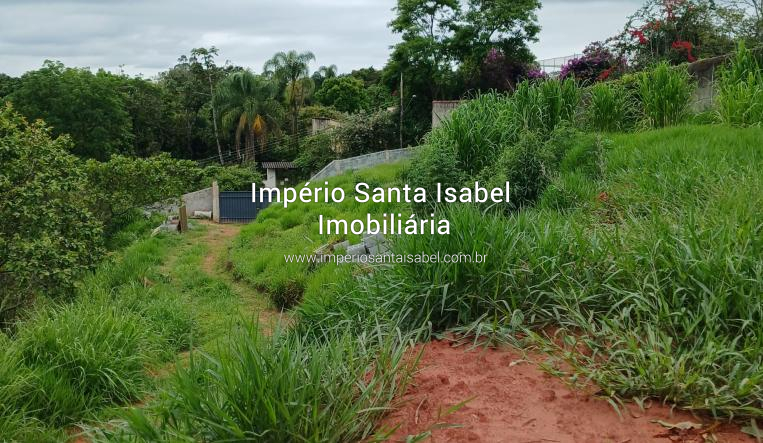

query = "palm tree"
[312,64,338,89]
[263,50,316,143]
[214,71,282,162]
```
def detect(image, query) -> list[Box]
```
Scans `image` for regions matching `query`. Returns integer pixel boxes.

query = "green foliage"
[335,109,398,155]
[229,163,407,309]
[585,81,636,132]
[294,131,336,173]
[8,61,133,160]
[84,153,199,231]
[314,76,369,113]
[716,41,763,126]
[0,231,202,432]
[104,325,414,443]
[0,104,103,324]
[404,143,466,214]
[301,125,763,419]
[637,62,695,128]
[428,93,509,176]
[16,303,157,425]
[479,130,555,211]
[198,164,264,191]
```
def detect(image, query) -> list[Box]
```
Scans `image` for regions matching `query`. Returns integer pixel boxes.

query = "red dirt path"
[381,339,753,443]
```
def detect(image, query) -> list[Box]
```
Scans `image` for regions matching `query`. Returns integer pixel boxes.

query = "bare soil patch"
[382,339,752,443]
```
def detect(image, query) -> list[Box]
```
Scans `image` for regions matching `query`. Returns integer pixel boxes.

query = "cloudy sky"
[0,0,643,78]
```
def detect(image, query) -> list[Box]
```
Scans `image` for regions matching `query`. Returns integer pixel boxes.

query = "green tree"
[84,153,200,232]
[8,61,133,160]
[311,64,338,90]
[448,0,540,70]
[0,104,103,323]
[314,76,369,113]
[610,0,741,68]
[263,50,316,142]
[214,71,283,161]
[119,76,175,157]
[0,73,19,99]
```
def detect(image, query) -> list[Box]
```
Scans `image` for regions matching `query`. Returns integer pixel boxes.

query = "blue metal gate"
[219,191,271,223]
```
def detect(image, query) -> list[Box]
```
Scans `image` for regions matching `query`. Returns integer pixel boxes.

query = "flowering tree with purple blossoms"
[559,42,627,84]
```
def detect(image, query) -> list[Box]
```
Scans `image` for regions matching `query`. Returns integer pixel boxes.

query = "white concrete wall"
[182,187,213,216]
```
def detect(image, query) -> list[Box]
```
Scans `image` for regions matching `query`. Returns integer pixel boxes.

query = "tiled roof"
[261,162,297,169]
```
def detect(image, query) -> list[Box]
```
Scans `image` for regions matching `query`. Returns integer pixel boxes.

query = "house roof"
[261,162,297,169]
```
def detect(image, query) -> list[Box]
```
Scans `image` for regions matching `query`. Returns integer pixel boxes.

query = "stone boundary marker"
[313,233,391,264]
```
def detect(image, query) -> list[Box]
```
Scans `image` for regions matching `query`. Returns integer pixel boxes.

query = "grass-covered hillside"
[231,123,763,420]
[228,163,409,309]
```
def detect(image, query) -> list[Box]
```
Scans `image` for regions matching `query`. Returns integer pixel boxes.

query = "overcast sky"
[0,0,643,78]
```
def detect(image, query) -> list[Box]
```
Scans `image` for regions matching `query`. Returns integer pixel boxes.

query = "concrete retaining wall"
[432,100,463,128]
[310,148,417,181]
[182,187,213,216]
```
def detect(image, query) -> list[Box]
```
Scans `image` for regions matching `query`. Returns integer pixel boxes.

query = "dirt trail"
[382,340,753,443]
[196,221,285,331]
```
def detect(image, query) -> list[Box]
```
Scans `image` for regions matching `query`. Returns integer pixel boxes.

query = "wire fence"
[537,54,582,75]
[195,126,316,168]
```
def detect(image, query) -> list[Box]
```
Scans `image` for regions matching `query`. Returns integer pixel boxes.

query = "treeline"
[1,0,760,167]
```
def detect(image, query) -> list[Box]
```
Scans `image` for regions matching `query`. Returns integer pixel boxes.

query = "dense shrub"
[84,153,199,231]
[560,42,627,84]
[403,143,466,214]
[637,62,695,128]
[198,163,263,191]
[479,130,555,211]
[0,104,103,324]
[294,131,336,173]
[334,109,397,156]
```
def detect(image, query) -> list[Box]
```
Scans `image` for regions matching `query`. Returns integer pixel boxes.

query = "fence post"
[212,181,220,223]
[179,205,189,233]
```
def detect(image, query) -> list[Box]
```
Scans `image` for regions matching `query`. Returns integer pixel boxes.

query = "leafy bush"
[334,109,397,156]
[403,143,466,214]
[560,42,627,83]
[585,81,636,132]
[716,41,763,126]
[105,325,415,443]
[85,153,199,231]
[198,163,263,191]
[637,62,695,128]
[314,76,369,113]
[479,130,555,211]
[0,104,103,324]
[294,131,336,173]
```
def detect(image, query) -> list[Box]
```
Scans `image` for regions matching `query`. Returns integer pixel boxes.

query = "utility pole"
[399,72,404,150]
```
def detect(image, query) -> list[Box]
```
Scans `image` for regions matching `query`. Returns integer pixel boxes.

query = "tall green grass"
[637,62,695,128]
[0,232,203,435]
[97,325,418,443]
[716,41,763,126]
[585,81,636,132]
[297,125,763,419]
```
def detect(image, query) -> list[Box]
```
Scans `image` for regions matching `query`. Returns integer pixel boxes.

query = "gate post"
[212,181,220,223]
